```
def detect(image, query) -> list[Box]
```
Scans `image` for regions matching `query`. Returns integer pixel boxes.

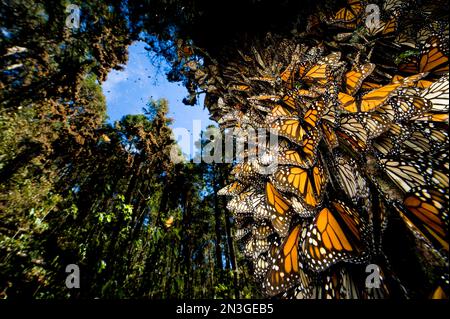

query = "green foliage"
[0,0,260,299]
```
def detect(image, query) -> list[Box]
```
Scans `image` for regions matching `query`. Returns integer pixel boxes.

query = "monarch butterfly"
[373,123,409,156]
[292,87,328,100]
[280,58,299,89]
[278,148,314,169]
[332,152,369,202]
[329,0,363,29]
[410,111,449,123]
[321,121,339,150]
[337,113,389,150]
[361,81,383,90]
[395,28,418,49]
[254,254,270,281]
[391,75,433,89]
[290,195,316,218]
[401,122,449,155]
[298,52,342,85]
[377,89,432,122]
[298,129,322,168]
[265,104,298,124]
[310,267,361,299]
[416,21,449,49]
[218,181,247,196]
[265,182,293,237]
[243,235,272,260]
[247,192,272,221]
[343,63,375,96]
[396,186,449,252]
[400,37,449,75]
[303,64,331,85]
[303,104,323,128]
[231,161,260,181]
[226,196,252,216]
[301,201,368,272]
[271,160,327,209]
[229,84,250,92]
[338,83,403,113]
[365,17,397,37]
[383,0,408,14]
[375,121,448,157]
[263,224,312,296]
[270,118,306,145]
[281,94,298,109]
[371,197,390,255]
[252,221,276,239]
[420,76,449,112]
[234,227,252,241]
[381,17,397,35]
[379,157,449,193]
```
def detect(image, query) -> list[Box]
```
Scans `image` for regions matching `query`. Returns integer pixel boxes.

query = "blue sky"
[102,41,215,158]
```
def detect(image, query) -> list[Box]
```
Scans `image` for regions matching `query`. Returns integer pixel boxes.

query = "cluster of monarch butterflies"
[195,0,450,299]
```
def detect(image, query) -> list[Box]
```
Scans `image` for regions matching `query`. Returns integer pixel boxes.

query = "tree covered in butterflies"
[137,0,449,298]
